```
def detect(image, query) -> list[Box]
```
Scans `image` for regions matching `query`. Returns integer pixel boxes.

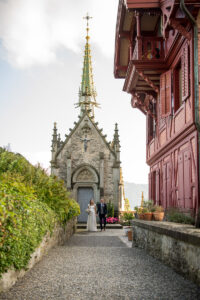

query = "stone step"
[77,223,122,229]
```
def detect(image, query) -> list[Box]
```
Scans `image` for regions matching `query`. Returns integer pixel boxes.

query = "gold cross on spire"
[83,13,92,40]
[83,12,92,27]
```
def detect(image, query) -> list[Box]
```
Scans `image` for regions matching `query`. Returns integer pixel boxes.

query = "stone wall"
[132,220,200,285]
[0,217,77,293]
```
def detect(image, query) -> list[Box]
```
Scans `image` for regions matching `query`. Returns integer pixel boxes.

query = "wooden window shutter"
[182,43,189,101]
[160,70,172,117]
[173,67,180,112]
[165,70,172,115]
[160,73,166,116]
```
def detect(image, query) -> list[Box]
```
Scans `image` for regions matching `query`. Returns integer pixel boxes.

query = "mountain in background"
[124,182,148,210]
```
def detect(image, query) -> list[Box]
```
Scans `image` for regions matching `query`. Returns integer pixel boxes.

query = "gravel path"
[1,229,200,300]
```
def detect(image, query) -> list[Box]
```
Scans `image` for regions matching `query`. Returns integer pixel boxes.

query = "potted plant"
[143,200,154,221]
[122,212,134,240]
[142,207,153,221]
[153,205,164,221]
[138,207,145,220]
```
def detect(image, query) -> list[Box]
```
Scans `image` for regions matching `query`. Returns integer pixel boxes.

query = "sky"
[0,0,149,184]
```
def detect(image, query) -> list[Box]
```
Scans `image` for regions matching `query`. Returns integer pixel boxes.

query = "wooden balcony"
[123,36,167,94]
[132,36,165,63]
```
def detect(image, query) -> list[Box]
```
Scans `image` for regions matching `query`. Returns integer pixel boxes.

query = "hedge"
[0,148,80,276]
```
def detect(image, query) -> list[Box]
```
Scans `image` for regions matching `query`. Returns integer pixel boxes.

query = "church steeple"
[75,13,100,118]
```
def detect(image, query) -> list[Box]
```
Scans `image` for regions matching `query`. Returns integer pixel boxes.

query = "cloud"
[0,0,118,68]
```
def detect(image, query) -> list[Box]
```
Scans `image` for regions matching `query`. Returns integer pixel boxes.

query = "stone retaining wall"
[0,217,77,293]
[132,220,200,285]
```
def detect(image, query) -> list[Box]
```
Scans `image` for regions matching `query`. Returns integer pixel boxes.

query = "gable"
[56,112,115,158]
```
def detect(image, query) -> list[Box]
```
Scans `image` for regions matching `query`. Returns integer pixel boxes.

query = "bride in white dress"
[86,199,97,232]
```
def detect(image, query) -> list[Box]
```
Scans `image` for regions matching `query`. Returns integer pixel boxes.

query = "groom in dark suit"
[97,198,107,231]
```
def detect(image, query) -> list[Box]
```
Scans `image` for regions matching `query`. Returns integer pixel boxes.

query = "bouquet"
[85,208,91,215]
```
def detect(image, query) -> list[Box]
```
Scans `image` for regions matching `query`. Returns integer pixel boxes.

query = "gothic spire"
[75,13,100,118]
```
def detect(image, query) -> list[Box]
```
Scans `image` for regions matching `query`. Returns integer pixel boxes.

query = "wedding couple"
[86,198,107,232]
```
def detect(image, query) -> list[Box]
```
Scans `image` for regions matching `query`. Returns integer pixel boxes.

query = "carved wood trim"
[137,71,159,93]
[169,19,191,41]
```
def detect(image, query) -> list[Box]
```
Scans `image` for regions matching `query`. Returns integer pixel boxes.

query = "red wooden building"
[114,0,200,224]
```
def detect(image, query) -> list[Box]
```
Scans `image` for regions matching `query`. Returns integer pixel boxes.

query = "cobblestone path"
[1,230,200,300]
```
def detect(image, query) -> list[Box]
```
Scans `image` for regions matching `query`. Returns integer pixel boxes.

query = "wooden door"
[166,162,171,207]
[77,187,94,223]
[162,164,167,208]
[183,150,192,209]
[156,169,160,205]
[162,162,171,208]
[178,152,184,208]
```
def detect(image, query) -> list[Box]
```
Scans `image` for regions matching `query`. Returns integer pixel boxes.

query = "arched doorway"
[72,164,99,222]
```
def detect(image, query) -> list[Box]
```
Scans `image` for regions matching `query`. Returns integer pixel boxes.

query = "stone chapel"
[50,14,125,222]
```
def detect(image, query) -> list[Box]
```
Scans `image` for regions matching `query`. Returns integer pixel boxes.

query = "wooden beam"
[137,71,159,93]
[116,65,128,71]
[119,31,131,39]
[126,0,160,9]
[169,19,191,41]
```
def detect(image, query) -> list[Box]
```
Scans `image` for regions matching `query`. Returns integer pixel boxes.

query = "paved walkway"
[1,229,200,300]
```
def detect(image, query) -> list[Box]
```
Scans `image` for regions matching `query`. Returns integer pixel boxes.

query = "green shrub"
[0,148,80,276]
[0,173,57,275]
[166,208,195,225]
[0,148,80,222]
[107,202,114,217]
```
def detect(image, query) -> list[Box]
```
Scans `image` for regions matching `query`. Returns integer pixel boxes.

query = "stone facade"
[51,113,124,220]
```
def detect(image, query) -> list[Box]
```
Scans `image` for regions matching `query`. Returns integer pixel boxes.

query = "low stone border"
[0,217,77,293]
[132,220,200,285]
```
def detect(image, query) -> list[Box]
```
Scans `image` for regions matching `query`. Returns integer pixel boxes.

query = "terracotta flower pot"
[128,230,133,241]
[124,227,131,236]
[153,212,164,221]
[144,212,153,221]
[139,214,144,220]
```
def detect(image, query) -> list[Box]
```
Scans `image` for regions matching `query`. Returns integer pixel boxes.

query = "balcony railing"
[132,36,165,61]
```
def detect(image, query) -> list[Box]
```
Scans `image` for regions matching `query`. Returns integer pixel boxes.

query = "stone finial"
[57,133,61,149]
[113,123,120,146]
[113,123,120,163]
[51,122,58,151]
